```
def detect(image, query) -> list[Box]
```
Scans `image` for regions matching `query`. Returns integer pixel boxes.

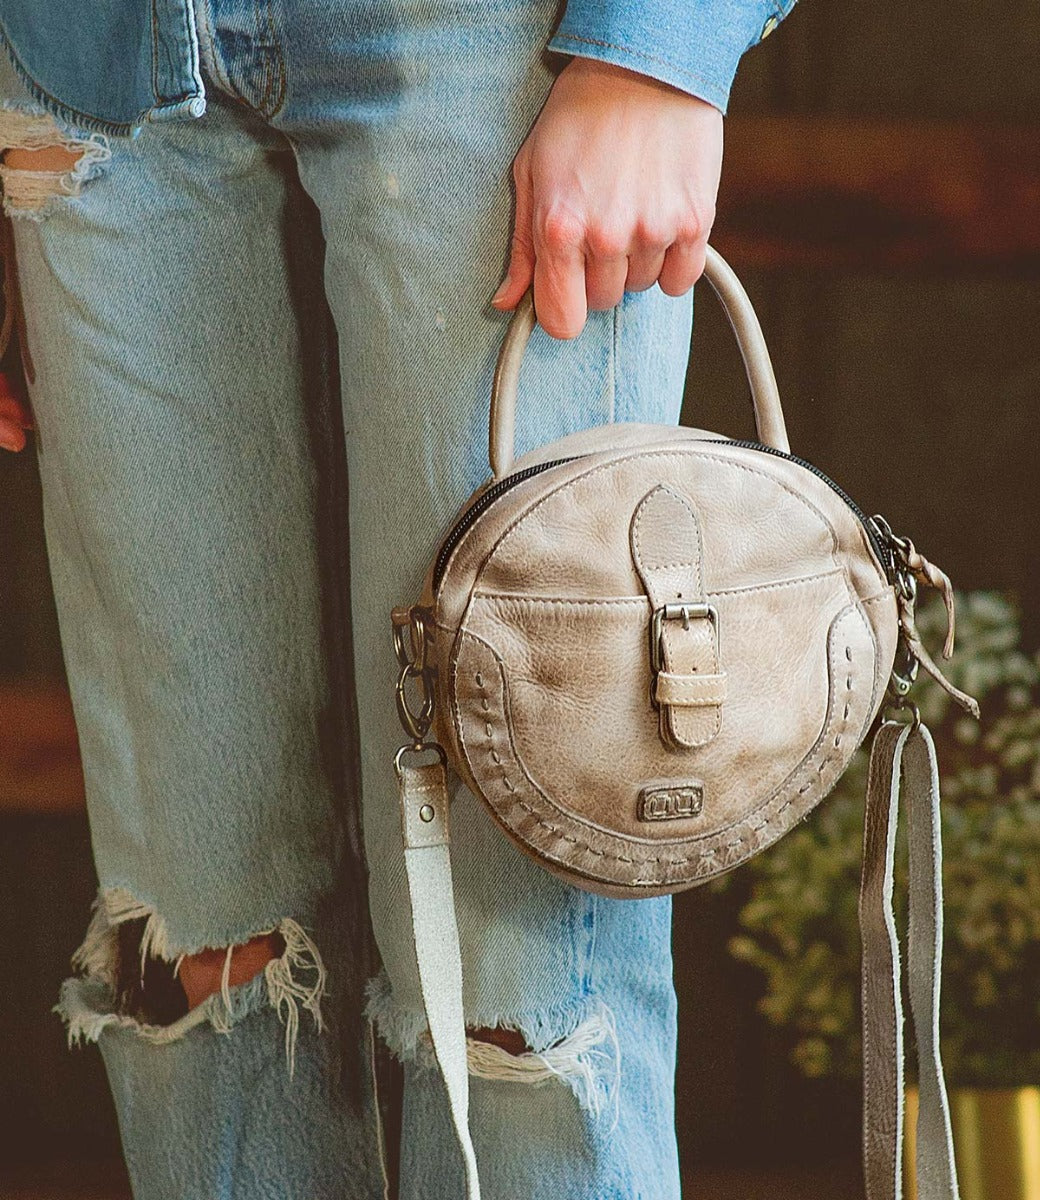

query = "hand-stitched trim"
[743,620,857,840]
[471,669,635,863]
[468,568,845,609]
[452,604,869,882]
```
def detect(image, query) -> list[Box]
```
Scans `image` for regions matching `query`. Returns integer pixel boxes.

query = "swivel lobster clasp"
[391,605,440,765]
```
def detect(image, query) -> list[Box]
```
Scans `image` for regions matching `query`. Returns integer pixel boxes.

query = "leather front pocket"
[449,569,879,895]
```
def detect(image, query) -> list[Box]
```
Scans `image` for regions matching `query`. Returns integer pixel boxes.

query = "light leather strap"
[903,725,960,1200]
[631,483,723,749]
[860,721,960,1200]
[399,758,481,1200]
[489,243,790,479]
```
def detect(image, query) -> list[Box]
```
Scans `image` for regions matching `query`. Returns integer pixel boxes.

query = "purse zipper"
[702,439,893,575]
[431,441,894,592]
[431,456,581,588]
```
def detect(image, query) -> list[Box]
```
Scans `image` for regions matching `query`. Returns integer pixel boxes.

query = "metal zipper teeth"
[430,440,892,592]
[431,456,582,589]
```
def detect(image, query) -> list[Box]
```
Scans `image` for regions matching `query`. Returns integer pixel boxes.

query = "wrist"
[560,55,721,112]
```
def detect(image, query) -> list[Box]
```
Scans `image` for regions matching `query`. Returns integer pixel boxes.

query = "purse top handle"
[489,244,790,479]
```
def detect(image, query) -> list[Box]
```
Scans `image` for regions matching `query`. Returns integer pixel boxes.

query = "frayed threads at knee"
[365,972,621,1126]
[0,105,110,220]
[465,1006,621,1125]
[55,886,327,1077]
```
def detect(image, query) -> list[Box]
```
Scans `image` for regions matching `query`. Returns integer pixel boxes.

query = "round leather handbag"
[389,246,978,1200]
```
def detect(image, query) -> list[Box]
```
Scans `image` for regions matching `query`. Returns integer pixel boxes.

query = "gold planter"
[905,1086,1040,1200]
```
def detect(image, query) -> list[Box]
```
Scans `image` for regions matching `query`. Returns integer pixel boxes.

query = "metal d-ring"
[393,740,448,778]
[392,607,429,672]
[883,696,922,733]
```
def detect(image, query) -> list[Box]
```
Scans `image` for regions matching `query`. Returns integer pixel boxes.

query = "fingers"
[492,158,590,339]
[586,247,668,311]
[531,204,588,339]
[625,247,668,295]
[506,200,709,338]
[534,228,704,335]
[491,155,536,312]
[0,371,32,452]
[493,154,705,335]
[658,236,708,297]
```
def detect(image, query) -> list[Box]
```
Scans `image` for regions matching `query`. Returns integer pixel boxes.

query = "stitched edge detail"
[469,568,846,608]
[483,449,843,592]
[434,445,849,610]
[452,602,872,887]
[630,484,704,584]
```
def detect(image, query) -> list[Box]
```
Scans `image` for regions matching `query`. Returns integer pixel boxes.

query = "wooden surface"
[0,680,83,813]
[718,117,1040,269]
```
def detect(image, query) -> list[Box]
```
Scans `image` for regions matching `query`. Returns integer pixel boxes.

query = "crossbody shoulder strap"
[398,755,481,1200]
[394,719,958,1200]
[861,720,960,1200]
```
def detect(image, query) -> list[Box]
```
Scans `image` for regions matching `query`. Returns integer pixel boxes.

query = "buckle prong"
[650,603,717,675]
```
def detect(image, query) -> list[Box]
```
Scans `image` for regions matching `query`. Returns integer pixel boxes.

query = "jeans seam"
[198,0,235,97]
[254,0,287,118]
[609,299,618,424]
[578,892,598,995]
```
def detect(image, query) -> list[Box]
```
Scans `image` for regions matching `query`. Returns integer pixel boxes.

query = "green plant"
[715,592,1040,1086]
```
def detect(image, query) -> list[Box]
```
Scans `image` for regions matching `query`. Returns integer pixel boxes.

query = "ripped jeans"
[0,0,691,1194]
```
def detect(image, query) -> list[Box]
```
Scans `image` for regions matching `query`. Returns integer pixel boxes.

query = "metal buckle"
[650,602,718,675]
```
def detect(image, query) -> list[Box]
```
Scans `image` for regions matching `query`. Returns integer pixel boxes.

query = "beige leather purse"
[390,247,979,1200]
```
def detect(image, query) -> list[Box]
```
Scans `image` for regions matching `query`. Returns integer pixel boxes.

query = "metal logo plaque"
[637,783,704,821]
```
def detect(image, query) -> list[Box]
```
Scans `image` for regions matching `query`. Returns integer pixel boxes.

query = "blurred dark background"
[2,1,1038,1196]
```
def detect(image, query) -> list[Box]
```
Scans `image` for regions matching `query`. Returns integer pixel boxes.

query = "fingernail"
[491,275,511,305]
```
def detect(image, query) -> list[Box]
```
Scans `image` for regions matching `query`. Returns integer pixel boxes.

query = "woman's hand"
[0,369,33,451]
[492,57,723,339]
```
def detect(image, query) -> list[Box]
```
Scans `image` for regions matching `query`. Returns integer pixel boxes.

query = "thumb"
[492,157,535,310]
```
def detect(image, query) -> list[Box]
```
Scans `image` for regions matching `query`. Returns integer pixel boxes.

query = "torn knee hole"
[56,888,327,1075]
[466,1026,532,1055]
[113,923,286,1017]
[177,931,285,1010]
[0,108,110,216]
[464,1010,621,1120]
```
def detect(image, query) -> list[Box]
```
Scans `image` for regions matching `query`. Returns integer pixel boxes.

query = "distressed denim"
[0,0,797,135]
[0,0,693,1194]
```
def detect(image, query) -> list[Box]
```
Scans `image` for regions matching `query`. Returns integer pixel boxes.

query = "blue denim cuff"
[547,0,795,114]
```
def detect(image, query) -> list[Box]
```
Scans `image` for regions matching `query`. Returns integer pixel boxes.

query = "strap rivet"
[419,804,436,823]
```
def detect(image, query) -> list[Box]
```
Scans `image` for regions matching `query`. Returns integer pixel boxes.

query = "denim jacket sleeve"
[547,0,797,114]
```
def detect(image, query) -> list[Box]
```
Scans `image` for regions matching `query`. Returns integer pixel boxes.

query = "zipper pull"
[897,594,979,719]
[902,543,956,660]
[869,516,980,720]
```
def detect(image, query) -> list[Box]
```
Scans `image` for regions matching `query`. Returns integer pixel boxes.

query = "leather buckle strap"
[631,484,725,750]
